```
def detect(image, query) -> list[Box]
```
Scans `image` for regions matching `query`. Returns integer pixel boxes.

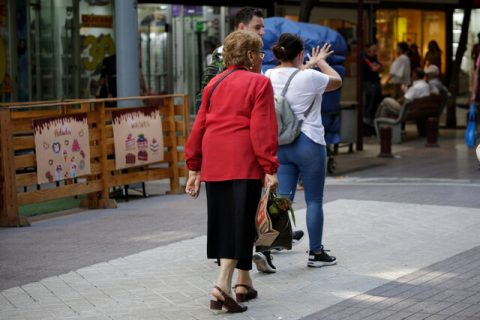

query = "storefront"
[0,0,115,103]
[376,8,446,76]
[137,4,259,113]
[452,8,480,96]
[1,0,476,109]
[0,0,261,111]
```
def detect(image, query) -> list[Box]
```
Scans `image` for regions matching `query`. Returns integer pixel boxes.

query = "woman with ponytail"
[265,33,342,268]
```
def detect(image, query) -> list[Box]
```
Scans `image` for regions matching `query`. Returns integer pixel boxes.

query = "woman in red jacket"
[185,30,278,313]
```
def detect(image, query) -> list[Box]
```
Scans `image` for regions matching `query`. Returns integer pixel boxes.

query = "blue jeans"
[277,133,326,253]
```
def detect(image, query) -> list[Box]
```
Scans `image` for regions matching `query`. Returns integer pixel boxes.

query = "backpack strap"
[206,68,242,110]
[277,69,315,121]
[301,97,316,120]
[280,69,301,97]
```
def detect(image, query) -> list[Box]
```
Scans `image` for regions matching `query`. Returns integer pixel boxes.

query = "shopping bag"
[255,186,295,250]
[257,206,293,251]
[255,185,279,247]
[465,103,477,149]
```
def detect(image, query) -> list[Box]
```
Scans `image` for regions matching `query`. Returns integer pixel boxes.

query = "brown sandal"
[234,284,258,302]
[210,286,248,313]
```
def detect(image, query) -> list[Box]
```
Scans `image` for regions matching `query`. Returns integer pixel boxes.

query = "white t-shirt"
[265,67,330,145]
[404,79,431,101]
[390,54,411,85]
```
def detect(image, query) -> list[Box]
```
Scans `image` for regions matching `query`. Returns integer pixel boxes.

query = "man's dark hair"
[398,42,409,54]
[413,67,425,80]
[234,7,263,28]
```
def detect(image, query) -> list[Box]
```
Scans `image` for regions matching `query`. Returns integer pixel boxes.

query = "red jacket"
[186,66,278,181]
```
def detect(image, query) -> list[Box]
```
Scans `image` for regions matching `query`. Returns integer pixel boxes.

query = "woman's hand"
[306,43,334,68]
[264,173,278,189]
[185,170,201,199]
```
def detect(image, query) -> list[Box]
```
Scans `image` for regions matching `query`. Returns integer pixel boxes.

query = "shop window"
[376,9,446,81]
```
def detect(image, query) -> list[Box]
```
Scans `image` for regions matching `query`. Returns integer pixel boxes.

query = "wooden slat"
[104,159,120,171]
[10,109,63,120]
[178,167,187,177]
[174,104,188,115]
[12,119,33,133]
[176,136,186,145]
[14,153,36,169]
[90,162,102,175]
[17,180,103,205]
[89,145,102,158]
[88,128,101,140]
[15,172,37,187]
[109,168,172,186]
[87,111,100,123]
[0,109,21,226]
[13,136,35,150]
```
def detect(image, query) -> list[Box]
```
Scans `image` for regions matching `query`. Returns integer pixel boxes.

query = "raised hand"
[306,43,334,67]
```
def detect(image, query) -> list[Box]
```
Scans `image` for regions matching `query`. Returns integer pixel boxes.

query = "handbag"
[255,186,295,250]
[465,103,477,149]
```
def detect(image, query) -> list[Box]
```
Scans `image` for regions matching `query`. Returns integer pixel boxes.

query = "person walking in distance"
[265,33,342,268]
[423,40,442,72]
[363,42,383,133]
[384,42,411,100]
[185,30,278,312]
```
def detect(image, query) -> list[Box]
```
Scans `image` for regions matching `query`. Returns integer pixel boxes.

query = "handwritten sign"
[112,106,164,170]
[33,114,91,184]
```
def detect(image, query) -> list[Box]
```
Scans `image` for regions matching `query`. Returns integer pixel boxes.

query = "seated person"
[376,68,434,119]
[424,64,448,96]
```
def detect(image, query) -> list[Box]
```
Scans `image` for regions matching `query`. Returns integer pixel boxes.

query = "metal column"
[114,0,140,107]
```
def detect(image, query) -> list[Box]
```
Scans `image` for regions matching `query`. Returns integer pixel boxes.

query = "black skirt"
[205,179,262,270]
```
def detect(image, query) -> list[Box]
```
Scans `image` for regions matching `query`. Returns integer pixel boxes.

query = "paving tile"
[423,314,451,320]
[405,301,455,314]
[403,312,432,320]
[452,303,480,317]
[382,311,415,320]
[4,200,480,320]
[436,302,472,316]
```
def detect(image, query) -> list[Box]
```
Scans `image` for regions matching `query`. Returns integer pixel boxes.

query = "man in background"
[195,7,265,110]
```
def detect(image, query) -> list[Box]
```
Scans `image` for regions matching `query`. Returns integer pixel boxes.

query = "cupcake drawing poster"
[33,114,91,184]
[111,106,164,170]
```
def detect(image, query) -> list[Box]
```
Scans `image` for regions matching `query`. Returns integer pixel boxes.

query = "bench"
[374,92,447,144]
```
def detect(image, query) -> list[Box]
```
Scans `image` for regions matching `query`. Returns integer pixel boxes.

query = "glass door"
[138,4,225,114]
[138,4,171,95]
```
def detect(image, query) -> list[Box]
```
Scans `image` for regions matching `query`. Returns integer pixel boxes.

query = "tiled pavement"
[2,198,480,320]
[303,246,480,320]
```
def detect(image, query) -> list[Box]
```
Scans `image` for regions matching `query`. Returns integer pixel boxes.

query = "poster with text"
[112,106,164,170]
[33,114,91,184]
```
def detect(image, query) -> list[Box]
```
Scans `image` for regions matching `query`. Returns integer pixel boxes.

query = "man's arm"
[195,46,224,111]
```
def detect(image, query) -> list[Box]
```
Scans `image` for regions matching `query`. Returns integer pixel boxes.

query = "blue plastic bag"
[465,103,477,149]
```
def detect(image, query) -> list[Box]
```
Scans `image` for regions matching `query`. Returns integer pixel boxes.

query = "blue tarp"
[262,17,347,145]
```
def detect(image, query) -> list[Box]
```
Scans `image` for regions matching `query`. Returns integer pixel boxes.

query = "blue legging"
[277,133,326,252]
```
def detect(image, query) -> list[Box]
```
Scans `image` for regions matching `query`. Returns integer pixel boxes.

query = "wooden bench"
[374,92,447,143]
